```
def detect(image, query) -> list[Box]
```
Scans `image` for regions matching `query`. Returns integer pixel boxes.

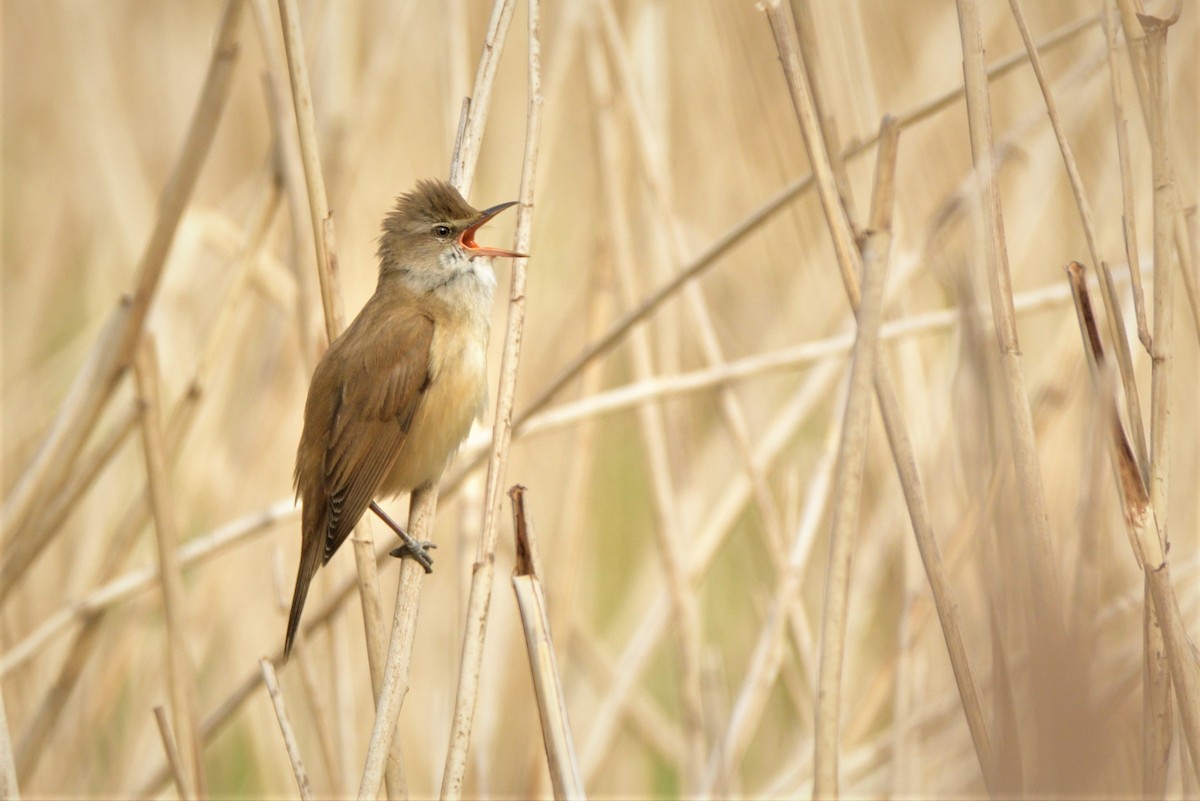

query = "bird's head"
[377,179,524,289]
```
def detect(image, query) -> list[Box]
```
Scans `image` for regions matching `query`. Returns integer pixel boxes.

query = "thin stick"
[440,1,539,795]
[275,0,343,341]
[811,148,894,800]
[513,267,1143,441]
[509,486,586,799]
[1102,0,1151,352]
[1066,262,1200,782]
[0,0,246,596]
[134,338,206,798]
[1006,0,1150,477]
[260,659,315,801]
[153,705,195,801]
[954,0,1063,626]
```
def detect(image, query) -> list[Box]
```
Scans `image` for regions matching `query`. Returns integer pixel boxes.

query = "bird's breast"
[380,312,489,495]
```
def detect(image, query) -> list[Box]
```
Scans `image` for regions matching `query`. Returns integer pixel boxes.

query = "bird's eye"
[432,224,452,239]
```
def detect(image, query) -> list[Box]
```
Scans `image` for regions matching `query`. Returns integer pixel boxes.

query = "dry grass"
[2,0,1198,798]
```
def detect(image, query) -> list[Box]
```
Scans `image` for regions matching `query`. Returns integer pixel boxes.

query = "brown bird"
[285,179,524,658]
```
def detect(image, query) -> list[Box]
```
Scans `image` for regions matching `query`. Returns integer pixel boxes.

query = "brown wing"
[285,300,432,657]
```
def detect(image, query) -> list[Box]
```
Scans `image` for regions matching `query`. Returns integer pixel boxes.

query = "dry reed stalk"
[763,2,997,793]
[810,132,895,799]
[260,659,315,801]
[1006,0,1150,477]
[954,0,1063,625]
[152,705,194,801]
[1066,262,1200,783]
[1102,0,1151,352]
[133,338,206,798]
[584,18,707,792]
[0,693,18,801]
[1141,12,1183,793]
[440,0,541,793]
[0,0,246,597]
[509,486,585,799]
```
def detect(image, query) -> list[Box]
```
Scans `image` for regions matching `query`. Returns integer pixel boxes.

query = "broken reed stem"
[1101,0,1151,352]
[153,705,195,801]
[133,338,206,799]
[763,2,997,794]
[1007,0,1150,477]
[1066,262,1200,783]
[0,0,246,599]
[275,0,343,340]
[954,0,1064,626]
[441,1,540,795]
[509,487,586,799]
[260,659,315,801]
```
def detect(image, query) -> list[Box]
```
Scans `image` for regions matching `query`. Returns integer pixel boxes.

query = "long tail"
[284,540,321,659]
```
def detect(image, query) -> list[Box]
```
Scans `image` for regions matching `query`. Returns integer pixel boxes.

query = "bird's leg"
[369,500,435,573]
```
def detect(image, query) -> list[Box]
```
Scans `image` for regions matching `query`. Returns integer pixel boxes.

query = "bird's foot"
[389,535,436,573]
[370,500,435,573]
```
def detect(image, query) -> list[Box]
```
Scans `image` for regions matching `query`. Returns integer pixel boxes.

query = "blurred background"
[2,0,1197,797]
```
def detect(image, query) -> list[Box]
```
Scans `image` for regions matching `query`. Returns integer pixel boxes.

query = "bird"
[285,179,524,658]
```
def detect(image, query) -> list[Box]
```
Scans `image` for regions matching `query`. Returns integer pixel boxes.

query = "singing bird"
[285,179,524,658]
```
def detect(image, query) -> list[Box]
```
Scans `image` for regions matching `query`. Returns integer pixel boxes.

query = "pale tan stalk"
[260,659,315,801]
[1007,0,1149,476]
[585,19,706,792]
[1102,0,1151,352]
[516,271,1141,440]
[509,487,586,799]
[1067,262,1200,782]
[0,0,246,593]
[954,0,1063,624]
[810,151,894,801]
[133,338,206,798]
[440,0,540,793]
[1142,14,1182,792]
[153,706,194,801]
[275,0,343,340]
[763,2,996,793]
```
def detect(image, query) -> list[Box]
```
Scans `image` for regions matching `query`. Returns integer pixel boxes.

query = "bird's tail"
[284,540,321,660]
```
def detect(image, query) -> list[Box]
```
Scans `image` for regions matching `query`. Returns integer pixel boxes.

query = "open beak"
[459,201,527,258]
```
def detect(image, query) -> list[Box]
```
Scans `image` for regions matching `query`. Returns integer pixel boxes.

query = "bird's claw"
[389,538,436,573]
